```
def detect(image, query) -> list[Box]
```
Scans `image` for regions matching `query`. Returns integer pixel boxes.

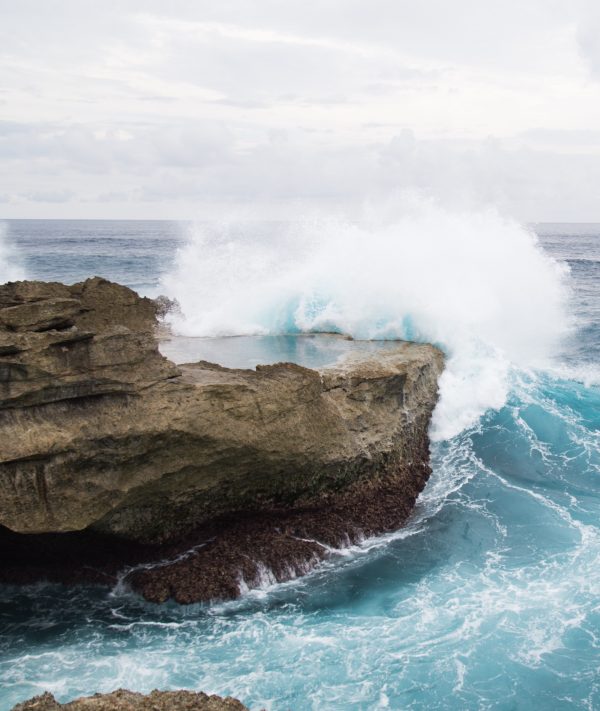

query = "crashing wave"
[161,196,571,439]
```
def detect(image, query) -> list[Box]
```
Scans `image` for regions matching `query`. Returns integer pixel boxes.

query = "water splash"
[161,197,571,439]
[0,223,26,283]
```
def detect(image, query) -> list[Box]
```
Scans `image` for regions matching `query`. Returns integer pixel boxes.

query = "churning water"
[0,207,598,710]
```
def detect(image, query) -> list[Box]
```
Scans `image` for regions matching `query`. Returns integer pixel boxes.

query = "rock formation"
[0,277,443,603]
[11,689,248,711]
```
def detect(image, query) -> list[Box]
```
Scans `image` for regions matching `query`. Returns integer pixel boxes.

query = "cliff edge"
[0,278,443,603]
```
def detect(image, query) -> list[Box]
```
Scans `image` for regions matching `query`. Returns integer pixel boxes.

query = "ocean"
[0,213,599,710]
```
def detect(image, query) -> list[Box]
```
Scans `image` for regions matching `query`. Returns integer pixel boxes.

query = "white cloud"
[0,0,599,219]
[577,0,600,78]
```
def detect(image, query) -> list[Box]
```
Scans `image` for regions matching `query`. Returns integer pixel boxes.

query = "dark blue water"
[535,223,600,369]
[0,219,185,294]
[0,219,599,710]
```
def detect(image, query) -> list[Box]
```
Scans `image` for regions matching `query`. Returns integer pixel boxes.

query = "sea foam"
[0,223,26,283]
[161,197,571,440]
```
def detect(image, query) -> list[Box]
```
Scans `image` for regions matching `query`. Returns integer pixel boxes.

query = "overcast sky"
[1,0,600,220]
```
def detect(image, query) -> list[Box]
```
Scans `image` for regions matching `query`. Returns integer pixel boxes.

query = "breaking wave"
[161,197,571,439]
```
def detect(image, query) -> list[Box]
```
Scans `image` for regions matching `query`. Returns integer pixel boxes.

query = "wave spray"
[0,223,26,284]
[161,197,571,439]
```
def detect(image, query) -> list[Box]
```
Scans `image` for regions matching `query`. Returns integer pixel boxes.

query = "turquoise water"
[0,220,599,710]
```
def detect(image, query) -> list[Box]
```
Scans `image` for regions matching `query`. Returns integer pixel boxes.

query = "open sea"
[0,214,599,710]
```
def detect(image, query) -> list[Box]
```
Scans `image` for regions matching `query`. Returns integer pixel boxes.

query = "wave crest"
[161,197,571,439]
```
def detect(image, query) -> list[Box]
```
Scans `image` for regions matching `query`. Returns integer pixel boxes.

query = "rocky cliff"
[0,278,443,603]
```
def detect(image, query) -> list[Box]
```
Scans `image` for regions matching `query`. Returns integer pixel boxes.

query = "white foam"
[0,223,26,283]
[161,196,571,439]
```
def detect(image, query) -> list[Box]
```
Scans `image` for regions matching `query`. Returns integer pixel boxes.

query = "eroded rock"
[0,277,177,409]
[0,277,443,602]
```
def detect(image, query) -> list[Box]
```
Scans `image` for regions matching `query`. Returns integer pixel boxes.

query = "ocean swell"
[161,198,571,439]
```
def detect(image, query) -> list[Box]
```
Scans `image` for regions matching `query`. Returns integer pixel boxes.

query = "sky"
[1,0,600,220]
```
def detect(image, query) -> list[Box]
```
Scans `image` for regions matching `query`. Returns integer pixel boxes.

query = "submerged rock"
[0,277,443,602]
[10,689,248,711]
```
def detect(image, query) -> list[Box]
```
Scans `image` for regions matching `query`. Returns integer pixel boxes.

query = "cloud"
[26,189,75,203]
[577,0,600,78]
[0,120,234,171]
[0,0,599,219]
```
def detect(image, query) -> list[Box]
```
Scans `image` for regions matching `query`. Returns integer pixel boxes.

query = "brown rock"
[10,689,248,711]
[0,298,83,332]
[0,276,443,602]
[0,277,179,409]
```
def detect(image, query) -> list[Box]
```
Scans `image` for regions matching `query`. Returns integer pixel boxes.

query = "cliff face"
[0,278,443,602]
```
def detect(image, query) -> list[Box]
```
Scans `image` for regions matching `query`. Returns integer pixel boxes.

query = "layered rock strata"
[0,278,443,603]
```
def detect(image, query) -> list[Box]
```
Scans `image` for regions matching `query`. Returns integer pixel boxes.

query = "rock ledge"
[0,278,443,603]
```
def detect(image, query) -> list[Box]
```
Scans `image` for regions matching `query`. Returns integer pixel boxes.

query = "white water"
[161,197,571,440]
[0,224,26,283]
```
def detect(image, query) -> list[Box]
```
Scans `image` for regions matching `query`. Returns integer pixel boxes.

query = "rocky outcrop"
[0,278,443,603]
[11,689,248,711]
[0,277,176,411]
